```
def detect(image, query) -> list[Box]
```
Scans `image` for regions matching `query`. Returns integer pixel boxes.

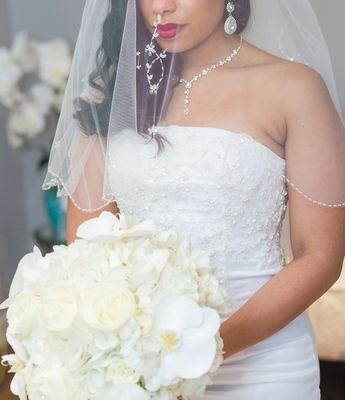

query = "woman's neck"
[180,27,242,76]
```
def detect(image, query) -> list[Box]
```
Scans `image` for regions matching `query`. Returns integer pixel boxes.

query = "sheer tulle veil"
[42,0,345,263]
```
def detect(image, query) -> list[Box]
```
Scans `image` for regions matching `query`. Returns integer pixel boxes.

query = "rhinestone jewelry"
[137,13,168,95]
[178,34,243,116]
[224,1,237,35]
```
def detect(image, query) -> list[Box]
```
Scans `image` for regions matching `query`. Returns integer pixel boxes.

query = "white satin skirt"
[190,311,321,400]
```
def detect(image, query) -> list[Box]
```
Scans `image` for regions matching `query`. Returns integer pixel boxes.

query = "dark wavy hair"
[73,0,251,154]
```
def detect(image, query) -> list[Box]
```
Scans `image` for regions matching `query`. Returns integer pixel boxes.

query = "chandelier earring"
[224,1,237,35]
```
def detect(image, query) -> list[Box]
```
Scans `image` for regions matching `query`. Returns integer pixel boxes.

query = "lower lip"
[157,25,185,40]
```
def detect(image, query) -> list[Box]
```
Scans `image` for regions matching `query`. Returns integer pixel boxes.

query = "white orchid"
[76,210,157,242]
[152,293,221,385]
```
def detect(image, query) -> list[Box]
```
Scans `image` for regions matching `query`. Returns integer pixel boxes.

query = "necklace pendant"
[178,34,243,117]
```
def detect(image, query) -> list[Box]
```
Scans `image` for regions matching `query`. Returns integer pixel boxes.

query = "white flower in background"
[0,212,230,399]
[0,48,22,100]
[35,38,71,89]
[6,102,45,136]
[0,86,24,109]
[6,130,24,149]
[0,32,72,152]
[11,31,37,73]
[28,82,55,115]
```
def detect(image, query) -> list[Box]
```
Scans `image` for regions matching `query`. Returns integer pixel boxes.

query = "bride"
[42,0,345,398]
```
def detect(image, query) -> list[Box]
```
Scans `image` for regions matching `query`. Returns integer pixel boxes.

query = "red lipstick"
[157,23,185,39]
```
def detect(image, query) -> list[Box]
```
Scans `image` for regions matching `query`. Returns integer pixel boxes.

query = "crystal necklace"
[178,34,243,116]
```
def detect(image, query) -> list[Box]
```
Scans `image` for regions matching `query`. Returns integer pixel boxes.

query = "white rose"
[85,367,107,395]
[41,287,78,331]
[106,359,140,384]
[7,291,40,336]
[81,283,136,331]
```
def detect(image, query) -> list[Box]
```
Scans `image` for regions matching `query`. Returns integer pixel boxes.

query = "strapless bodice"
[108,124,288,315]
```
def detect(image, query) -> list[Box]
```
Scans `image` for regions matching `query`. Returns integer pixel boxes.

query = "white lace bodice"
[108,125,288,315]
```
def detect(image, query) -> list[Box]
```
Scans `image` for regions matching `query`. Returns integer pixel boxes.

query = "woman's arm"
[220,204,345,358]
[220,63,345,359]
[65,127,120,245]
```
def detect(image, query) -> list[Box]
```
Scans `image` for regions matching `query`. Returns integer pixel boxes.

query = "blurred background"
[0,0,344,398]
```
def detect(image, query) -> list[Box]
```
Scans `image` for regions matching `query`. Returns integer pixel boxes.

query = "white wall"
[311,0,345,108]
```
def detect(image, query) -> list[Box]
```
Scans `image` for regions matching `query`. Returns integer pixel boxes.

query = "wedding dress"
[107,124,321,400]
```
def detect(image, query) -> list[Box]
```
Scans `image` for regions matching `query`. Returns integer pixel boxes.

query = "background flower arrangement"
[0,31,72,241]
[0,31,71,160]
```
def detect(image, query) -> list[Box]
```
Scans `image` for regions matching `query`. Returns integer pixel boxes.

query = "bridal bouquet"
[0,211,230,400]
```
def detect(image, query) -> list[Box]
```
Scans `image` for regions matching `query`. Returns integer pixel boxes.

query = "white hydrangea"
[0,32,72,151]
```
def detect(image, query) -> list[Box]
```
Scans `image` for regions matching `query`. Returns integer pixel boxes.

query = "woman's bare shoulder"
[241,38,322,80]
[243,41,329,111]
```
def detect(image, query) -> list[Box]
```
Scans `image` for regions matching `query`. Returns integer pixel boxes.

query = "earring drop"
[224,1,237,35]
